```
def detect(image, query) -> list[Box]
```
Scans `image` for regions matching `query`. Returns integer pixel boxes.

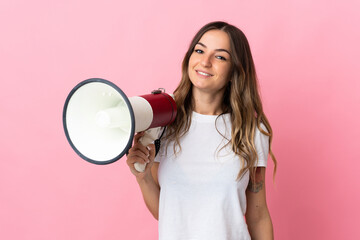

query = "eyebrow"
[196,42,231,55]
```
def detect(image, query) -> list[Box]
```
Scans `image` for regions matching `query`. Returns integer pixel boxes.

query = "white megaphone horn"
[62,78,177,172]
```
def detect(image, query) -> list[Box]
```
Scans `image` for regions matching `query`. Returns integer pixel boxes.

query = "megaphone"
[62,78,176,172]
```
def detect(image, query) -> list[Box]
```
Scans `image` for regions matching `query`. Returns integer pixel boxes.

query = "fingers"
[129,143,148,155]
[127,149,149,165]
[147,144,156,162]
[134,131,145,144]
[127,132,157,176]
[141,144,155,171]
[126,142,150,168]
[129,133,149,161]
[127,146,155,175]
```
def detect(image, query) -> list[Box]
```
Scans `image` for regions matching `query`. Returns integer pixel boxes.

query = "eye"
[216,55,227,61]
[194,49,204,54]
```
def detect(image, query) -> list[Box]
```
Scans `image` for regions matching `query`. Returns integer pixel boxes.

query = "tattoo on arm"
[247,167,264,193]
[247,179,264,193]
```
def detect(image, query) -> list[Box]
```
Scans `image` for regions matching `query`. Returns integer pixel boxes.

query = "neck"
[191,88,225,115]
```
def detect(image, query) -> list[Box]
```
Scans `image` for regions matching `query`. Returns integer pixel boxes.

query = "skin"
[127,29,273,239]
[126,132,160,219]
[188,30,232,115]
[246,167,274,239]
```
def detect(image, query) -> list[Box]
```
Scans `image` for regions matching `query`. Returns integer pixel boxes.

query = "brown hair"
[166,21,277,181]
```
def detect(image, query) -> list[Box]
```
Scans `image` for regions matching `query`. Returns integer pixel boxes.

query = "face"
[188,30,232,95]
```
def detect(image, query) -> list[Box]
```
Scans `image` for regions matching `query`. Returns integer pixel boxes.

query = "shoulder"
[255,123,269,143]
[254,123,270,166]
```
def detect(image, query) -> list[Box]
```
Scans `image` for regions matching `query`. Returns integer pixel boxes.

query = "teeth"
[197,71,211,76]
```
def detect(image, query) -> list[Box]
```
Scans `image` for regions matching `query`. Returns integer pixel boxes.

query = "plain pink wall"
[1,0,359,239]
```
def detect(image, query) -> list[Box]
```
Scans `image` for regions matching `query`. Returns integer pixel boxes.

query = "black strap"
[154,127,166,156]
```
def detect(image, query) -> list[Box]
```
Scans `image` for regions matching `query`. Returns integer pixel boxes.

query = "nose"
[201,54,212,68]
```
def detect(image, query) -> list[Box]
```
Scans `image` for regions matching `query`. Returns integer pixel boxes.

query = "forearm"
[247,210,274,240]
[246,167,273,239]
[126,139,160,220]
[137,176,160,220]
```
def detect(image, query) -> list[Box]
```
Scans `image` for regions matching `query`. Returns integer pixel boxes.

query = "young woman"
[126,21,277,240]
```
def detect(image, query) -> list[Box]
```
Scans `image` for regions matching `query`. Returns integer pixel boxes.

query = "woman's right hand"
[126,132,156,182]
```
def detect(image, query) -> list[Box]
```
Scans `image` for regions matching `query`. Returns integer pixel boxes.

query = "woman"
[127,21,277,240]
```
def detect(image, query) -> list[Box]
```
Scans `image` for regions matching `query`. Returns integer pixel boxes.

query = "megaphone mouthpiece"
[95,102,130,129]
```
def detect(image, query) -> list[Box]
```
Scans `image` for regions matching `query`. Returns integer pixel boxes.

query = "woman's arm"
[136,162,160,220]
[245,167,274,240]
[126,132,160,220]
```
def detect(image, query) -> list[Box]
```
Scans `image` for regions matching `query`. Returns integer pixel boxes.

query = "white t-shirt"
[154,111,269,240]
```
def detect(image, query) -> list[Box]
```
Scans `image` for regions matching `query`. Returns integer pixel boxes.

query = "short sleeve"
[254,123,270,167]
[154,152,162,163]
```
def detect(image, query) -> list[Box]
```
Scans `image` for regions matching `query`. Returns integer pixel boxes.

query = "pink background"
[1,0,359,239]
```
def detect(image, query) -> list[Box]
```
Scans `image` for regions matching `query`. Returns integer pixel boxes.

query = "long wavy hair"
[165,21,277,181]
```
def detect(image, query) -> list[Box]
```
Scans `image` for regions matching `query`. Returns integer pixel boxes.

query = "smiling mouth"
[196,70,213,76]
